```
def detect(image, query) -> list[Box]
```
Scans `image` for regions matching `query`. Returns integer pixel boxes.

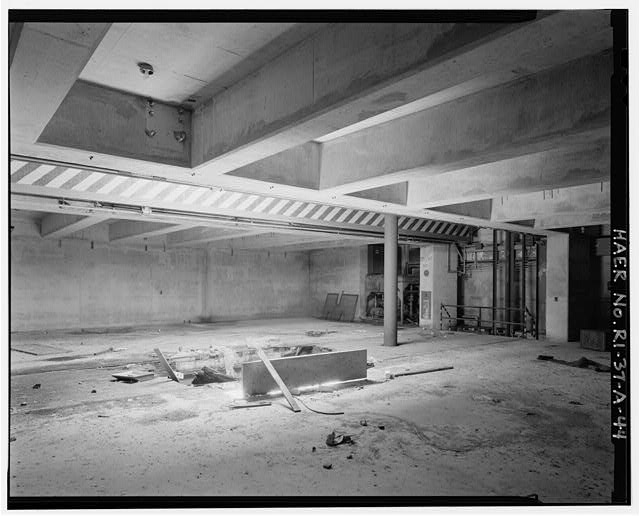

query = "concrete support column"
[383,214,398,346]
[545,233,569,341]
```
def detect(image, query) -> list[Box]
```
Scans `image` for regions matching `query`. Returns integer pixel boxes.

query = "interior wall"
[205,248,312,321]
[460,230,540,334]
[309,246,364,319]
[419,244,457,329]
[10,215,207,332]
[546,233,569,341]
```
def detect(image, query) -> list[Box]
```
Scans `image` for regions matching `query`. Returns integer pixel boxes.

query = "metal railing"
[440,303,537,338]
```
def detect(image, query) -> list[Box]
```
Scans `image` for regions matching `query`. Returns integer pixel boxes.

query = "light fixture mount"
[138,62,154,77]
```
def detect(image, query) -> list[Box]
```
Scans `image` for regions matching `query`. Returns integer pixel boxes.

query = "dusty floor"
[9,318,613,501]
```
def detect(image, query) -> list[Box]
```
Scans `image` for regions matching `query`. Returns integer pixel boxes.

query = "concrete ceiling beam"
[38,81,191,167]
[166,227,268,248]
[40,213,109,239]
[348,182,408,205]
[534,210,610,230]
[407,139,610,208]
[10,23,111,145]
[319,51,611,193]
[207,231,347,250]
[429,199,493,220]
[194,10,610,181]
[108,221,191,243]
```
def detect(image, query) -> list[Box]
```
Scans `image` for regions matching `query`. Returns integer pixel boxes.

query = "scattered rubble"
[326,431,353,447]
[322,463,332,470]
[192,366,235,386]
[305,330,337,337]
[32,384,41,390]
[537,355,610,372]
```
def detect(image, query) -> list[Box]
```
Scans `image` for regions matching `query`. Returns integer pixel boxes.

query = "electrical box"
[367,244,401,275]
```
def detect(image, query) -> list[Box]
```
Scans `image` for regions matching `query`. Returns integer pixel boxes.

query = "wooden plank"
[112,371,155,382]
[11,343,70,355]
[243,349,367,396]
[230,401,272,409]
[394,366,454,377]
[254,347,301,412]
[154,348,181,383]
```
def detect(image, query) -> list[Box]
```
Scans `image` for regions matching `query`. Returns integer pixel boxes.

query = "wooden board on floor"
[112,371,155,382]
[242,349,368,396]
[154,348,181,383]
[255,347,300,412]
[11,343,70,355]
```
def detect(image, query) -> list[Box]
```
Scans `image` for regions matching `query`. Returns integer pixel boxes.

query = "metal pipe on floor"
[384,214,398,346]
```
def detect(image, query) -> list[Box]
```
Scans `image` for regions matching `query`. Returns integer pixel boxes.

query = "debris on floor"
[112,370,155,383]
[154,348,182,383]
[230,400,272,409]
[10,436,16,442]
[322,463,332,470]
[326,430,353,446]
[282,345,314,357]
[254,347,301,413]
[472,394,502,404]
[393,366,454,378]
[536,355,610,372]
[191,366,236,385]
[32,384,41,389]
[359,419,368,426]
[305,330,337,337]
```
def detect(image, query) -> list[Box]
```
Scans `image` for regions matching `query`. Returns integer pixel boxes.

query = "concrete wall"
[460,234,540,332]
[205,248,311,321]
[546,233,569,341]
[309,246,366,319]
[10,217,207,331]
[419,244,457,329]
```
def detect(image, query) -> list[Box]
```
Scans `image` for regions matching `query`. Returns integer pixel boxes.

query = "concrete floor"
[9,318,613,501]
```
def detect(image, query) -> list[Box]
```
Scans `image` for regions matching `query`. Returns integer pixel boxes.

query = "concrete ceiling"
[79,23,323,106]
[9,13,613,250]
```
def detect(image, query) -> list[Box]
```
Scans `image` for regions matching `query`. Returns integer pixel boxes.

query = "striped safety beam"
[10,159,475,239]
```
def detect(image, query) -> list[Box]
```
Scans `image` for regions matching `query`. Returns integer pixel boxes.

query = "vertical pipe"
[521,233,526,335]
[505,231,512,336]
[535,239,540,340]
[384,214,398,346]
[399,245,405,326]
[492,229,498,335]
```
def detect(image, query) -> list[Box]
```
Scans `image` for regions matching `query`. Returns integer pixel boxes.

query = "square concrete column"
[383,214,398,346]
[545,233,569,341]
[419,244,457,329]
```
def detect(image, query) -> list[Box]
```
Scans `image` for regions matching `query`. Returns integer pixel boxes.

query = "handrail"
[440,302,537,337]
